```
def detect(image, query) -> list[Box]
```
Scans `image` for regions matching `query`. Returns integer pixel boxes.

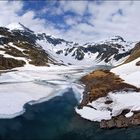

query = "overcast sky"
[0,0,140,43]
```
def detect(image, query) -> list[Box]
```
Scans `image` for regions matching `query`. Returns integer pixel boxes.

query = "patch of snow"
[125,112,134,118]
[8,42,25,51]
[76,91,140,122]
[76,107,111,122]
[0,45,4,48]
[0,50,5,55]
[0,35,5,38]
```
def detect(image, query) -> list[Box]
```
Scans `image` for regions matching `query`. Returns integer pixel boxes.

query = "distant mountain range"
[0,22,138,70]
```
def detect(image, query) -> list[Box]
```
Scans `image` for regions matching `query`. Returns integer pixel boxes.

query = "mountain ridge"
[0,22,138,70]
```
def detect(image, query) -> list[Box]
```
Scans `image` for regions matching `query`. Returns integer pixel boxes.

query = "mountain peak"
[6,22,34,33]
[7,22,24,30]
[110,35,125,42]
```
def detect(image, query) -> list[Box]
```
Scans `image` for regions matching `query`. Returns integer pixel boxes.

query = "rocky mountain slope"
[0,23,57,70]
[0,22,137,70]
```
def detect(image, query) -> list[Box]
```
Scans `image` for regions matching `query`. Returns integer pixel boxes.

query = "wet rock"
[136,61,140,66]
[100,119,115,129]
[100,112,140,129]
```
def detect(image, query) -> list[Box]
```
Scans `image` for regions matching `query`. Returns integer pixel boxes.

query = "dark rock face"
[111,36,125,42]
[56,50,63,54]
[15,42,49,66]
[83,43,127,62]
[37,33,68,46]
[73,48,85,60]
[104,100,113,104]
[0,27,37,45]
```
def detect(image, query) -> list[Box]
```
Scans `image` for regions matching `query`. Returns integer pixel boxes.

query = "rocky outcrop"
[100,111,140,129]
[136,61,140,66]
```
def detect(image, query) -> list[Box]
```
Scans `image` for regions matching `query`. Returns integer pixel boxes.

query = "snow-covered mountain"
[54,36,136,66]
[0,22,137,70]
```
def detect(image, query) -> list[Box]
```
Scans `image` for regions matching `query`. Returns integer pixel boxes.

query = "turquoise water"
[0,89,140,140]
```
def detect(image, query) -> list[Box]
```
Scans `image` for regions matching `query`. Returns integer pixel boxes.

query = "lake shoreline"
[76,69,140,129]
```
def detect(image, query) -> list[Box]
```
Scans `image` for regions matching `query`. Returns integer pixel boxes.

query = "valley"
[0,23,140,130]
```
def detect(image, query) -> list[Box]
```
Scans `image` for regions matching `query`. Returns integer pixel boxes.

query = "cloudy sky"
[0,0,140,43]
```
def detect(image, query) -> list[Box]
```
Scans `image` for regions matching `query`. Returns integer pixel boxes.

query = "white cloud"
[75,23,94,33]
[64,15,82,26]
[55,1,140,43]
[60,1,88,16]
[86,1,140,42]
[1,1,140,44]
[41,6,63,16]
[0,1,23,26]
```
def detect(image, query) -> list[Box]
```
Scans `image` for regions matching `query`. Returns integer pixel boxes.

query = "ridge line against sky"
[0,0,140,43]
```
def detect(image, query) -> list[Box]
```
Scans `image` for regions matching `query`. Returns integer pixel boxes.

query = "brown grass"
[78,70,140,109]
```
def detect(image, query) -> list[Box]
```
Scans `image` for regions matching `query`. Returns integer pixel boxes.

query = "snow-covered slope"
[7,22,25,30]
[111,57,140,88]
[7,22,34,33]
[37,34,136,66]
[53,36,135,66]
